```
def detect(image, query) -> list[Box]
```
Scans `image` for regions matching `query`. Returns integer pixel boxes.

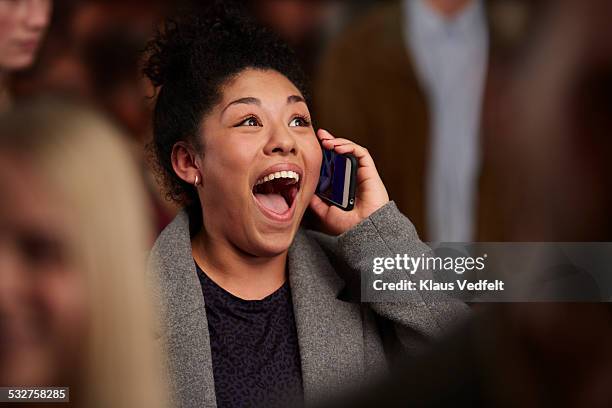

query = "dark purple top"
[195,262,304,408]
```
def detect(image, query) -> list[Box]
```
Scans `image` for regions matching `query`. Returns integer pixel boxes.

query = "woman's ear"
[171,142,202,186]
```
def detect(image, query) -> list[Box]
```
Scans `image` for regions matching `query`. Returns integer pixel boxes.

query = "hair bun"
[143,1,251,88]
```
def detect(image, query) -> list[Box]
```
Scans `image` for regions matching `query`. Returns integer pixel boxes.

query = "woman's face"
[0,154,88,386]
[0,0,52,72]
[197,68,322,256]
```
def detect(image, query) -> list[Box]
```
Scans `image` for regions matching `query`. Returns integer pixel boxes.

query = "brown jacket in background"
[314,0,539,241]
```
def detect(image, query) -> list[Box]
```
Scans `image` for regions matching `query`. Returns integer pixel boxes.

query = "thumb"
[309,194,330,220]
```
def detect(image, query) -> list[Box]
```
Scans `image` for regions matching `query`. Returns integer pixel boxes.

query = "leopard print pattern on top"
[195,262,304,408]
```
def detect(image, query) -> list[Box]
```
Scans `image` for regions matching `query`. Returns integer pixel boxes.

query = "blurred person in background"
[0,0,52,112]
[477,0,612,403]
[318,0,612,406]
[12,0,177,233]
[315,0,541,242]
[69,0,177,231]
[483,0,612,242]
[0,99,167,407]
[70,0,162,142]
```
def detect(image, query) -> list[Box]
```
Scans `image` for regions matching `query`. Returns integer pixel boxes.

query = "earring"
[194,175,200,186]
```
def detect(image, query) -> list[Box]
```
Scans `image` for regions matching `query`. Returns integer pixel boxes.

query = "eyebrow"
[287,95,306,104]
[222,95,307,114]
[222,97,261,114]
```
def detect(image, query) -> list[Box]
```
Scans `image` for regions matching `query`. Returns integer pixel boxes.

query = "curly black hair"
[143,3,309,207]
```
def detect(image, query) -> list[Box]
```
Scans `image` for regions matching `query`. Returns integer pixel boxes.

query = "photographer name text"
[372,279,504,292]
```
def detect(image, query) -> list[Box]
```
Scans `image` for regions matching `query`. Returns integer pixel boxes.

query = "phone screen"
[316,149,354,209]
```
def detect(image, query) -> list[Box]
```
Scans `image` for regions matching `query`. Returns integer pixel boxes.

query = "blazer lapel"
[288,230,366,404]
[149,210,217,408]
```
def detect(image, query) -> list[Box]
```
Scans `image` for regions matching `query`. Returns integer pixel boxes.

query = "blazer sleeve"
[333,201,471,353]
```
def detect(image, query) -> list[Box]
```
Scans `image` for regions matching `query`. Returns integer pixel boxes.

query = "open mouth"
[252,167,302,219]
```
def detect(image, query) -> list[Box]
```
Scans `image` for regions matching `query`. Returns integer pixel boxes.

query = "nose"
[263,122,297,156]
[22,0,52,32]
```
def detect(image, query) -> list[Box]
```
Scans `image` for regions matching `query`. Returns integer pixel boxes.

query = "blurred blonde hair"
[0,98,167,408]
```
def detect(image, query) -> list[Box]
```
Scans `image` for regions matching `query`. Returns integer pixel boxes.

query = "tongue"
[255,193,289,214]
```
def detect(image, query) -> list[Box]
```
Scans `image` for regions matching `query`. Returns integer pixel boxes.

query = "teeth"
[254,170,300,186]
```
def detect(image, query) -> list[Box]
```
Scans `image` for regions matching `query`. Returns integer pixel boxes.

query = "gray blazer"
[148,202,469,408]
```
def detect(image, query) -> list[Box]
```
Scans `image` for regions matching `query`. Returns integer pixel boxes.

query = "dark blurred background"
[11,0,611,244]
[2,1,612,407]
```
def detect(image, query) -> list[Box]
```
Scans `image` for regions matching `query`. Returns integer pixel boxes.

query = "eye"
[236,116,262,127]
[19,233,67,270]
[289,115,311,127]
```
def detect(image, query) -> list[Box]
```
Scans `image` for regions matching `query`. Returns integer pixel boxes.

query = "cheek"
[36,267,89,350]
[0,1,23,37]
[201,136,259,206]
[0,11,17,52]
[301,138,322,195]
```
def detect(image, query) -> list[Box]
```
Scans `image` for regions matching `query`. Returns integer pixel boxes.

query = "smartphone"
[316,147,357,211]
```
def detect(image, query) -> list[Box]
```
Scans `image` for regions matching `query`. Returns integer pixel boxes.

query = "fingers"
[324,141,376,168]
[318,130,361,149]
[321,139,355,150]
[317,128,335,141]
[332,143,373,162]
[318,129,356,147]
[318,128,377,170]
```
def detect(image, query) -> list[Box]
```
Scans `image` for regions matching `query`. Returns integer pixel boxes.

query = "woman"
[145,6,468,408]
[0,0,52,111]
[0,100,166,408]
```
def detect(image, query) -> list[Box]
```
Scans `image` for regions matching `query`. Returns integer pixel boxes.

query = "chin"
[6,55,35,71]
[253,236,294,257]
[248,215,303,257]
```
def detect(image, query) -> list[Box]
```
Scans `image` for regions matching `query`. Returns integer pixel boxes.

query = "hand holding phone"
[310,129,390,236]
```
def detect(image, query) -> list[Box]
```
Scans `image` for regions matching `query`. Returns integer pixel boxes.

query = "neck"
[192,228,288,300]
[425,0,473,18]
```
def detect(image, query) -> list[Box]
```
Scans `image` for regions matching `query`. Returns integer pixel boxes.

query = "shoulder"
[147,210,209,339]
[149,210,192,272]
